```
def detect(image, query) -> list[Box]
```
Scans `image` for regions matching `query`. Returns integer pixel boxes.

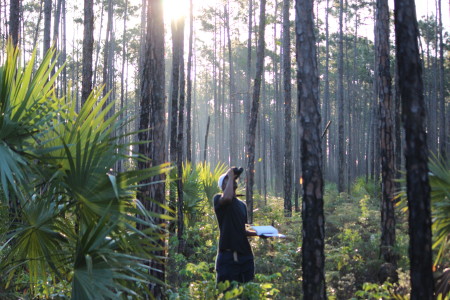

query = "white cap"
[218,174,227,190]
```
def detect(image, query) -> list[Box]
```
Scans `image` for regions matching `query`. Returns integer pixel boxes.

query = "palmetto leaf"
[396,155,450,266]
[0,42,171,298]
[0,41,63,202]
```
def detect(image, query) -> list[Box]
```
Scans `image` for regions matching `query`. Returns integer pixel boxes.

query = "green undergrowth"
[166,177,412,299]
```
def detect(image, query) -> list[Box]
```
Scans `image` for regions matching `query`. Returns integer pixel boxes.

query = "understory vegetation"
[165,167,417,300]
[0,42,448,299]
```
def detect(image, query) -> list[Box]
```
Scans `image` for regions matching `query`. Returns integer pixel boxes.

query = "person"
[213,167,259,284]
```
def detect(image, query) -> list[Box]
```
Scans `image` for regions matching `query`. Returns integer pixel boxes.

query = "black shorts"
[216,251,255,283]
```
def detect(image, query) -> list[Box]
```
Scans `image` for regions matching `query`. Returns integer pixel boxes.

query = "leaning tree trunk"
[81,0,94,106]
[376,0,397,278]
[246,0,266,225]
[295,0,326,298]
[138,0,166,297]
[282,0,292,217]
[394,0,433,298]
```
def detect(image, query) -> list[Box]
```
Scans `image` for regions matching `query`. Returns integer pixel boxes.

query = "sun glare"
[164,0,189,22]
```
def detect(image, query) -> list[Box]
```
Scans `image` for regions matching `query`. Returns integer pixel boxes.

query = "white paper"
[251,225,286,238]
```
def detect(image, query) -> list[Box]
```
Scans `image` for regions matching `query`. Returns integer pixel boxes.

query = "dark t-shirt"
[213,194,252,255]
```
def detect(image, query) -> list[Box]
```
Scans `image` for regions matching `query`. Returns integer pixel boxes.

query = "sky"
[163,0,449,44]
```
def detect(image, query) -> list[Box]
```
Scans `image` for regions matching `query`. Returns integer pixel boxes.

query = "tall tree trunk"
[32,1,44,55]
[52,0,62,44]
[176,16,186,253]
[169,19,181,238]
[225,3,236,165]
[246,0,266,225]
[138,0,166,297]
[323,0,330,180]
[283,0,292,217]
[9,0,19,47]
[93,3,105,88]
[81,0,94,106]
[246,0,253,120]
[394,63,402,184]
[437,0,445,161]
[103,0,113,96]
[296,0,326,297]
[394,0,433,298]
[337,0,345,192]
[61,0,67,95]
[186,0,194,163]
[118,0,128,172]
[376,0,397,274]
[43,0,51,54]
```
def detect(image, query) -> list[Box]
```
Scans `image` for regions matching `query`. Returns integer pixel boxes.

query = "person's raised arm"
[218,169,236,206]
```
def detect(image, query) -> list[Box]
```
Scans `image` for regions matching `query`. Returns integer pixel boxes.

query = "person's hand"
[227,168,236,181]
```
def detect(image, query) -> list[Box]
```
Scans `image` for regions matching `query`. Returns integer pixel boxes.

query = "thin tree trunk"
[283,0,292,217]
[93,3,105,88]
[176,16,186,254]
[81,0,94,106]
[52,0,62,44]
[103,0,113,96]
[295,0,326,297]
[43,0,51,54]
[9,0,19,47]
[138,0,166,297]
[337,0,345,192]
[186,0,194,163]
[438,0,445,160]
[394,0,433,298]
[323,0,330,179]
[204,116,210,162]
[61,0,67,95]
[225,3,236,165]
[246,0,253,120]
[376,0,397,274]
[394,62,402,184]
[32,1,44,53]
[246,0,266,225]
[169,18,181,237]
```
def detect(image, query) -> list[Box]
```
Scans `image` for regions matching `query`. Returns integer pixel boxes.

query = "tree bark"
[176,16,186,253]
[138,0,166,297]
[283,0,292,217]
[43,0,51,55]
[337,0,345,193]
[52,0,63,44]
[246,0,266,225]
[394,0,434,298]
[323,0,330,180]
[437,0,445,161]
[376,0,397,271]
[246,0,253,121]
[186,0,194,163]
[295,0,326,297]
[81,0,94,106]
[9,0,20,47]
[204,116,210,162]
[225,3,237,165]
